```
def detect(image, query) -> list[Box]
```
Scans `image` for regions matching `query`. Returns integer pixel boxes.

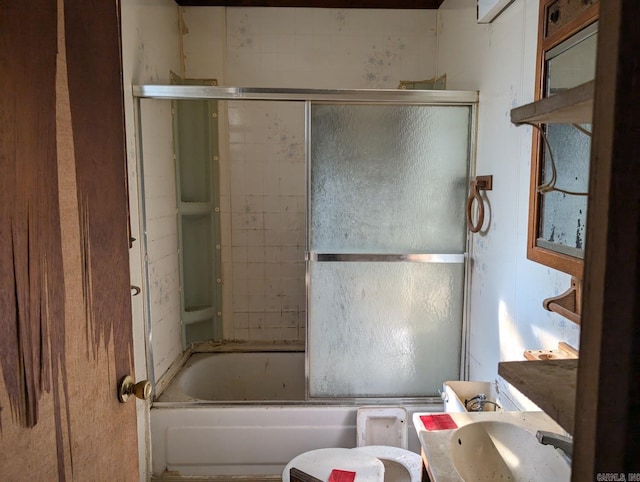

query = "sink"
[450,421,570,481]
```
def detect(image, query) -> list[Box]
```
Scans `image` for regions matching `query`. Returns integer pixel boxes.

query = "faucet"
[536,430,573,460]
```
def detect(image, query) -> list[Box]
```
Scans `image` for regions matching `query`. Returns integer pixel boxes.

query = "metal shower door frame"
[132,85,477,400]
[304,100,477,402]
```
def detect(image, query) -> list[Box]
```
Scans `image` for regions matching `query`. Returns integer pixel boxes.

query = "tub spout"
[536,430,573,460]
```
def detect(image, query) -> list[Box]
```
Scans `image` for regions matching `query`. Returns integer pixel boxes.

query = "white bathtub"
[158,351,306,402]
[151,350,440,478]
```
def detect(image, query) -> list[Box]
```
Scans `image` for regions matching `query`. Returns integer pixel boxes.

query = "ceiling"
[174,0,445,8]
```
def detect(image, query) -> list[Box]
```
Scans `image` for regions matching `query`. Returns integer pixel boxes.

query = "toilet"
[282,407,422,482]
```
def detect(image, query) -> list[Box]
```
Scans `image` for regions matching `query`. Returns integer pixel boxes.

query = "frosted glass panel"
[309,262,464,398]
[185,319,215,345]
[182,214,213,311]
[175,100,212,203]
[310,105,470,253]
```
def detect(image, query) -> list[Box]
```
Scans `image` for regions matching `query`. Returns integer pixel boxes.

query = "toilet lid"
[351,446,422,481]
[283,448,385,482]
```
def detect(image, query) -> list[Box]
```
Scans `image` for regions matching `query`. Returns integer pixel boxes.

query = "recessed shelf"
[498,359,577,434]
[511,80,594,125]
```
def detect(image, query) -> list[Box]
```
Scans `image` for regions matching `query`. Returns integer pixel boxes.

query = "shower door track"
[132,85,478,401]
[133,85,478,105]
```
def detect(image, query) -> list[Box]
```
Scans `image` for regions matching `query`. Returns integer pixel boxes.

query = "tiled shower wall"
[226,101,306,341]
[182,7,439,342]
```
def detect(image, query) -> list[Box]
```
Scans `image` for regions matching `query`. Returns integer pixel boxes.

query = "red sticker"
[328,469,356,482]
[420,414,458,431]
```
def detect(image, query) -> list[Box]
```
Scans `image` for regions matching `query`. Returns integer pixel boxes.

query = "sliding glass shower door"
[308,104,472,398]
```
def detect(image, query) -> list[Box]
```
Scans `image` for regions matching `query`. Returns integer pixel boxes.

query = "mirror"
[528,1,599,277]
[537,24,597,259]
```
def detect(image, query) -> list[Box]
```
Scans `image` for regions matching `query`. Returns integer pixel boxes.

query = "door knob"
[118,375,152,403]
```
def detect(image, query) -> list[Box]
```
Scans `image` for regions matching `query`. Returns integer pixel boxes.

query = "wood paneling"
[175,0,445,8]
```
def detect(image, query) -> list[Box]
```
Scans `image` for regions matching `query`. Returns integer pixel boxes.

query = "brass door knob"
[118,375,152,403]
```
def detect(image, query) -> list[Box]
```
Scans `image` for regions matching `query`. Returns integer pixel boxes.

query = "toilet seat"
[352,446,422,482]
[282,448,385,482]
[282,446,422,482]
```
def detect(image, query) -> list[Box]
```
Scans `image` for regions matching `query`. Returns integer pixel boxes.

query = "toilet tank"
[442,381,500,412]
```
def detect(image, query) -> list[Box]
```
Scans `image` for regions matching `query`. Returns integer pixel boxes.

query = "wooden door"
[0,1,139,480]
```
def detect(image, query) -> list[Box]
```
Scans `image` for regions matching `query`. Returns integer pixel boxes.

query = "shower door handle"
[308,253,466,263]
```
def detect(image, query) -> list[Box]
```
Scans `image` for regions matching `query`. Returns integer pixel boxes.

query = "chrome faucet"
[536,430,573,460]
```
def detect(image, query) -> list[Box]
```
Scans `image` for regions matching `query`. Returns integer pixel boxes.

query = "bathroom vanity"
[413,410,570,481]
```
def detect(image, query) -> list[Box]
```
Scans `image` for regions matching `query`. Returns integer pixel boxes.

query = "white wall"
[437,0,580,409]
[121,1,182,385]
[121,2,181,478]
[181,7,440,342]
[122,0,580,409]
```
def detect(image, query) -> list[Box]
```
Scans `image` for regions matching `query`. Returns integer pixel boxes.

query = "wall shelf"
[511,80,594,125]
[498,359,577,434]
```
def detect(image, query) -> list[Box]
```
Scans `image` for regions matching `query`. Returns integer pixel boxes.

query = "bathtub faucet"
[536,430,573,461]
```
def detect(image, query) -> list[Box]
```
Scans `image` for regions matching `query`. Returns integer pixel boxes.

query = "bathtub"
[157,351,306,402]
[151,349,441,478]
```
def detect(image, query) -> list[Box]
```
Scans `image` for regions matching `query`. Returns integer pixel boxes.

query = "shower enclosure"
[133,85,476,397]
[134,85,477,477]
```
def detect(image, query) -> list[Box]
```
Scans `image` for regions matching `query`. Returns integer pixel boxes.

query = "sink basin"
[450,421,570,481]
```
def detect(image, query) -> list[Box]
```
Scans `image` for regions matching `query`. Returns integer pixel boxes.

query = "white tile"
[231,229,248,247]
[264,195,281,213]
[282,311,301,328]
[279,196,297,213]
[248,294,265,313]
[263,172,281,196]
[247,278,266,295]
[247,212,265,230]
[233,328,249,340]
[234,312,249,329]
[283,212,300,231]
[264,230,282,247]
[281,232,298,248]
[264,212,282,230]
[264,293,282,312]
[264,249,280,263]
[265,312,282,328]
[232,292,249,312]
[281,244,302,262]
[246,229,264,247]
[263,328,282,340]
[247,262,265,280]
[248,329,268,341]
[245,195,264,212]
[282,327,300,341]
[279,262,299,279]
[247,246,264,263]
[280,166,305,196]
[232,261,248,281]
[248,312,265,329]
[231,244,248,263]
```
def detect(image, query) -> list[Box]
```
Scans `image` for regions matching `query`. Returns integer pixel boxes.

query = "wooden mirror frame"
[527,0,599,278]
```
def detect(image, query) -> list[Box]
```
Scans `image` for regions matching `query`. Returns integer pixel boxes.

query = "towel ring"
[466,176,493,234]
